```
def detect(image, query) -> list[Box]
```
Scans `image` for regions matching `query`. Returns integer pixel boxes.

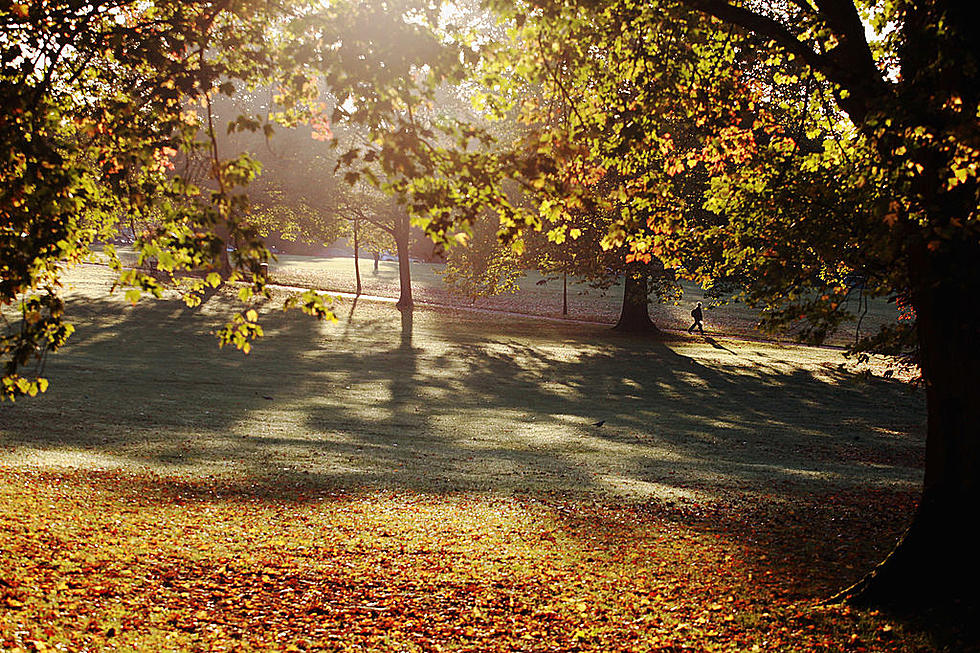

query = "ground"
[119,249,901,347]
[1,264,968,651]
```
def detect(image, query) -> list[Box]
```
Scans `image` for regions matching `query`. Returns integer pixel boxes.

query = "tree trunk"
[394,214,413,309]
[614,268,659,333]
[353,217,362,296]
[214,222,232,277]
[563,271,568,316]
[834,238,980,609]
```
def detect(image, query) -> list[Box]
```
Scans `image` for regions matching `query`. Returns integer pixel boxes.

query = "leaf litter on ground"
[3,467,962,652]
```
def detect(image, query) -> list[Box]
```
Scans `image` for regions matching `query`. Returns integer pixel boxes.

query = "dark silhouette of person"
[688,301,704,335]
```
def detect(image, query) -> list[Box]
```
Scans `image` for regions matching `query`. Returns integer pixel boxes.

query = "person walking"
[688,301,704,335]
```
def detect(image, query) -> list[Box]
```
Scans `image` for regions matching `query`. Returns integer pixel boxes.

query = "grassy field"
[0,265,958,651]
[113,246,901,345]
[267,253,900,347]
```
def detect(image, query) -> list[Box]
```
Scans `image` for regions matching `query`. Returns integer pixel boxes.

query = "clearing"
[0,265,956,651]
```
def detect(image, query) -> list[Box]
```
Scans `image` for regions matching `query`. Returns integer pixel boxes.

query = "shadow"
[0,285,324,471]
[1,276,925,505]
[399,306,413,349]
[704,335,737,354]
[0,279,940,640]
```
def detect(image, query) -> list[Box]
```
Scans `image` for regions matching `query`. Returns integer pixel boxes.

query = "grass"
[266,253,900,347]
[0,264,954,651]
[0,266,920,500]
[113,247,901,346]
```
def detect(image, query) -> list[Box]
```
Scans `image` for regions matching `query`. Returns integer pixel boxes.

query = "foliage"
[0,0,467,400]
[470,0,977,356]
[238,112,347,251]
[0,0,285,399]
[440,217,523,301]
[465,0,980,606]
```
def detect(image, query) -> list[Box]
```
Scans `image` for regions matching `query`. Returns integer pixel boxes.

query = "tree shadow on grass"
[281,306,925,502]
[0,292,940,639]
[0,291,924,505]
[0,291,327,468]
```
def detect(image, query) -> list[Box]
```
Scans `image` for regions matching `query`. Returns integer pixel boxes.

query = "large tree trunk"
[835,238,980,609]
[614,268,659,333]
[394,214,413,309]
[676,0,980,612]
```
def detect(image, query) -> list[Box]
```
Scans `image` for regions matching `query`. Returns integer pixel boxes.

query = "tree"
[520,210,677,329]
[358,190,416,309]
[0,0,287,399]
[440,216,524,302]
[415,22,679,329]
[1,0,467,399]
[477,0,980,609]
[237,111,347,257]
[334,184,411,302]
[339,201,391,296]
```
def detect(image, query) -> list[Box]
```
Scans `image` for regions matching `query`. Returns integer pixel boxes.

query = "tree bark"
[614,268,659,333]
[353,217,362,296]
[394,213,413,309]
[563,271,568,316]
[833,237,980,608]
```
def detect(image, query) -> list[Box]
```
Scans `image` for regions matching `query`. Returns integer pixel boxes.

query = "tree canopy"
[465,0,980,608]
[0,0,465,399]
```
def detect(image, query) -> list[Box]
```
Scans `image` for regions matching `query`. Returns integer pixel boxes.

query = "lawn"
[113,247,901,346]
[1,265,964,651]
[267,253,900,347]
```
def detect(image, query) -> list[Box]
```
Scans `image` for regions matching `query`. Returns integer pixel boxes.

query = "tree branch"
[682,0,828,73]
[681,0,889,123]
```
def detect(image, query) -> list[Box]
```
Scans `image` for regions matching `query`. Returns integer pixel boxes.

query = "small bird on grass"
[592,420,605,427]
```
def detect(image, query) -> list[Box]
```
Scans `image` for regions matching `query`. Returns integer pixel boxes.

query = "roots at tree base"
[614,272,660,334]
[829,489,980,612]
